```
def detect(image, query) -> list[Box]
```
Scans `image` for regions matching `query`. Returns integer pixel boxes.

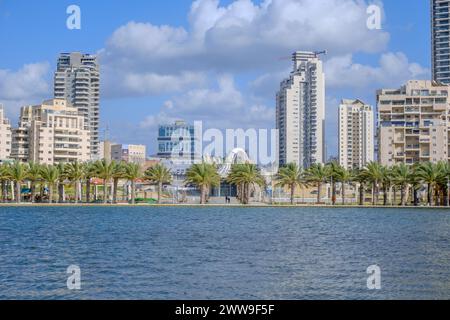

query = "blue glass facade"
[432,0,450,84]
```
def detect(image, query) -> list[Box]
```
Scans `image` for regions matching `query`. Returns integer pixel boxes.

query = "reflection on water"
[0,206,449,300]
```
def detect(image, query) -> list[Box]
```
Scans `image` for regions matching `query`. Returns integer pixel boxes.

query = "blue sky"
[0,0,430,158]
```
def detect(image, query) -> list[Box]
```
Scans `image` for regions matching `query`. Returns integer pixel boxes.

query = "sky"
[0,0,430,158]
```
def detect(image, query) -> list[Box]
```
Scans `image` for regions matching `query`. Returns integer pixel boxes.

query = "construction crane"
[278,50,328,61]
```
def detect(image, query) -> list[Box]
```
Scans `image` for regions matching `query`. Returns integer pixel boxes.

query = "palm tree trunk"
[400,186,405,206]
[413,188,419,206]
[428,184,432,206]
[359,183,364,206]
[371,182,376,206]
[290,184,295,205]
[131,180,136,205]
[86,179,91,203]
[48,185,53,204]
[74,182,79,204]
[15,181,21,204]
[103,179,107,204]
[30,182,36,203]
[393,187,397,206]
[58,183,64,203]
[158,182,162,204]
[331,182,336,205]
[341,182,346,205]
[383,185,388,206]
[113,178,119,204]
[317,183,321,204]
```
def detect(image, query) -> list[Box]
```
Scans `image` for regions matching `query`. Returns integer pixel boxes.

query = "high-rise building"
[0,104,12,161]
[338,99,374,170]
[54,52,100,158]
[378,80,450,166]
[432,0,450,84]
[157,120,199,164]
[111,144,146,165]
[11,99,91,165]
[276,51,325,168]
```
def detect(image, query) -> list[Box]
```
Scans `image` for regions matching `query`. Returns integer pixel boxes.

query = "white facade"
[0,104,12,161]
[378,80,450,166]
[338,99,374,170]
[111,144,146,165]
[276,51,325,168]
[54,52,100,158]
[11,99,91,165]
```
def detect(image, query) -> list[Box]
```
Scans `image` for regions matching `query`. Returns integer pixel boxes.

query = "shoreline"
[0,203,449,209]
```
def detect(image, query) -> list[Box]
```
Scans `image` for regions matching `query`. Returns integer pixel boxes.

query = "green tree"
[56,163,67,203]
[360,162,383,205]
[144,163,172,204]
[93,160,115,204]
[416,162,441,206]
[275,163,304,205]
[40,165,59,203]
[27,162,42,203]
[392,163,411,206]
[335,167,353,205]
[9,161,28,203]
[65,162,84,203]
[185,163,220,204]
[227,164,265,205]
[305,163,330,204]
[327,162,342,205]
[83,162,97,203]
[123,163,142,205]
[111,162,126,204]
[0,163,11,202]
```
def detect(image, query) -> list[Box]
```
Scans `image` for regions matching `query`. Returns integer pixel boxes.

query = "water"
[0,206,450,300]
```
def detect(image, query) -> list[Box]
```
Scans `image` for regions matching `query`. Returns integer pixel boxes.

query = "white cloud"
[100,0,390,98]
[326,52,430,89]
[0,62,51,118]
[140,75,274,130]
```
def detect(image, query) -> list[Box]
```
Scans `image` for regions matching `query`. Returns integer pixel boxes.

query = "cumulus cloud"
[326,52,430,89]
[0,62,51,118]
[140,75,274,130]
[100,0,390,98]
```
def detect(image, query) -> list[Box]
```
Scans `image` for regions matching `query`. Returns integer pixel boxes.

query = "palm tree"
[93,160,115,204]
[144,163,172,204]
[9,161,28,203]
[185,163,220,204]
[40,165,59,203]
[123,163,142,205]
[26,162,42,203]
[0,163,10,202]
[83,162,97,203]
[305,163,330,204]
[409,163,422,206]
[56,163,67,203]
[360,162,383,205]
[227,164,265,205]
[353,169,366,206]
[327,162,342,205]
[65,162,84,203]
[380,166,393,206]
[416,162,441,206]
[392,163,411,206]
[111,162,126,204]
[437,161,450,207]
[335,167,353,205]
[275,163,304,205]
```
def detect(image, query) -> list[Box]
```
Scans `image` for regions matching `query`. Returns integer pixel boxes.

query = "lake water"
[0,206,449,300]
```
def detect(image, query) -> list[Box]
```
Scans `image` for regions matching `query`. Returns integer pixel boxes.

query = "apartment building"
[276,51,325,168]
[338,99,374,170]
[0,104,12,161]
[377,80,450,166]
[54,52,100,158]
[111,144,146,165]
[11,99,91,165]
[432,0,450,84]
